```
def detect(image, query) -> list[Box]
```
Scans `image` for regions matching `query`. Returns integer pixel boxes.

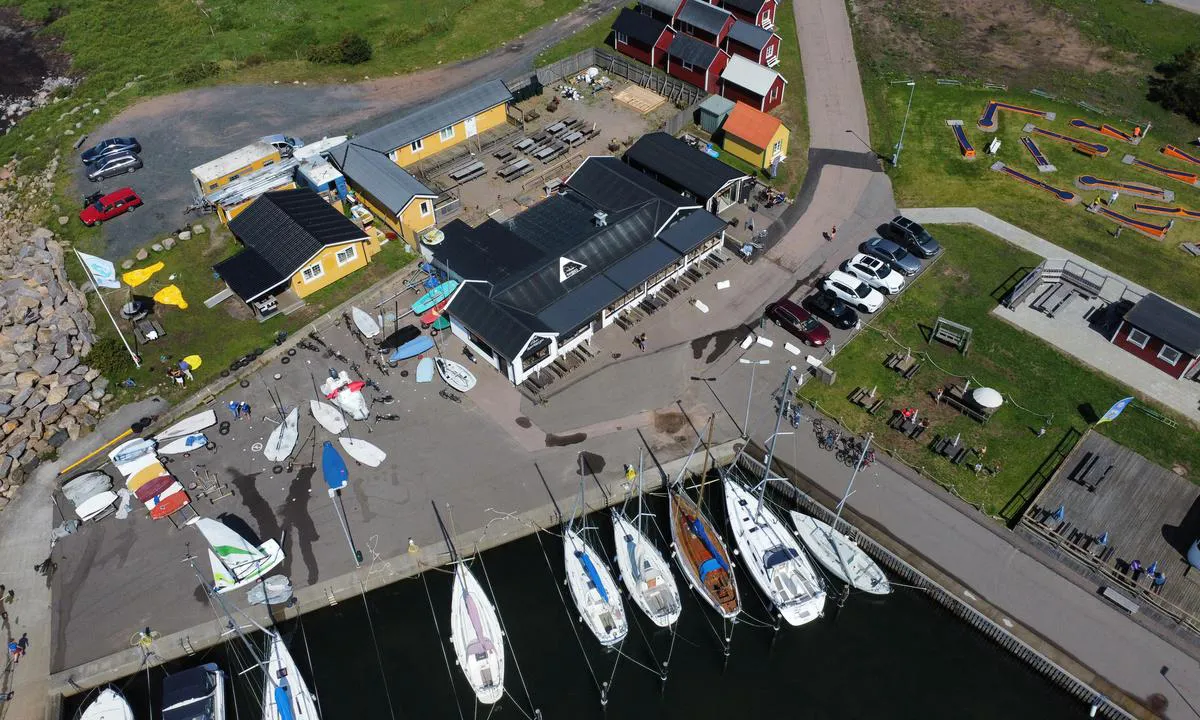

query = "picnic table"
[513,138,534,152]
[938,384,993,424]
[546,121,566,135]
[931,434,969,464]
[494,148,514,161]
[134,318,165,343]
[562,130,585,146]
[848,386,886,414]
[448,160,486,183]
[884,351,922,379]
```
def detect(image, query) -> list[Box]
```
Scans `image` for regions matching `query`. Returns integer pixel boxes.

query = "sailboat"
[262,629,321,720]
[564,456,627,646]
[264,407,299,462]
[434,503,506,704]
[161,663,226,720]
[669,438,739,619]
[186,517,285,594]
[78,686,135,720]
[611,452,681,628]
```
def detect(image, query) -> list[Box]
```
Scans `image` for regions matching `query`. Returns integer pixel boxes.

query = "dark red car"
[764,298,830,346]
[79,187,142,226]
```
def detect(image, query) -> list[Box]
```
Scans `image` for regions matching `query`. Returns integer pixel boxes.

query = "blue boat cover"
[763,546,798,570]
[624,535,641,582]
[275,685,295,720]
[689,518,729,573]
[576,550,609,603]
[321,441,348,492]
[698,557,724,581]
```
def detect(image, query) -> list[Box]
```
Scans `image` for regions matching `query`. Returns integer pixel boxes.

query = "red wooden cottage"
[722,19,781,68]
[720,54,787,112]
[1108,293,1200,379]
[675,0,735,45]
[713,0,777,30]
[666,35,730,94]
[612,8,675,69]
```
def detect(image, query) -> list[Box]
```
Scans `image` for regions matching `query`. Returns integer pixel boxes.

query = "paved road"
[74,0,620,259]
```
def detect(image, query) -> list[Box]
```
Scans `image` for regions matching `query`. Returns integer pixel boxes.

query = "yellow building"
[351,79,514,168]
[328,141,438,249]
[191,141,285,197]
[213,188,376,317]
[720,101,790,171]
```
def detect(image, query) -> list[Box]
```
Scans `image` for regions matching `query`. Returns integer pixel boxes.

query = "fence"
[727,448,1138,720]
[529,47,706,107]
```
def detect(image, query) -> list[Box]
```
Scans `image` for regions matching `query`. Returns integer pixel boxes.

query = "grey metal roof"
[352,79,513,154]
[566,156,689,214]
[698,94,736,116]
[726,19,773,50]
[678,0,732,35]
[212,248,288,303]
[658,208,727,254]
[721,54,784,95]
[626,131,750,201]
[447,282,545,359]
[639,0,684,16]
[327,142,435,216]
[1123,293,1200,355]
[667,34,722,68]
[606,240,681,290]
[720,0,770,14]
[613,8,671,46]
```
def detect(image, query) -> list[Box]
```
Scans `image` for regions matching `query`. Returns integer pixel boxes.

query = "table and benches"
[884,351,922,379]
[929,434,969,464]
[497,159,533,182]
[848,386,886,414]
[937,384,993,424]
[1070,450,1115,492]
[447,160,486,184]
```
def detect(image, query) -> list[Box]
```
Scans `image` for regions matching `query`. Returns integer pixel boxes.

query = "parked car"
[886,215,942,258]
[81,137,141,166]
[261,134,304,157]
[86,153,143,182]
[841,253,904,295]
[822,269,885,313]
[861,237,921,276]
[764,298,830,346]
[803,290,859,330]
[79,188,142,226]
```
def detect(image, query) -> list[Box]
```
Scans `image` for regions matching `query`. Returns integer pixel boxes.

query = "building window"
[772,139,783,156]
[335,245,358,267]
[616,32,628,44]
[679,59,697,72]
[765,44,776,59]
[301,262,324,283]
[1127,327,1151,349]
[410,139,424,153]
[769,84,779,101]
[419,200,432,216]
[439,126,455,141]
[1158,345,1183,366]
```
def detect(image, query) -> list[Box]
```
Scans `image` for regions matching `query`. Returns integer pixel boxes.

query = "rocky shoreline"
[0,8,72,134]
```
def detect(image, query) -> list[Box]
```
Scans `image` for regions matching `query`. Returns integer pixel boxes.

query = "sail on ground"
[189,517,283,592]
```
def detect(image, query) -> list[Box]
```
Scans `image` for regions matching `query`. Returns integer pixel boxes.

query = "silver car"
[86,153,143,182]
[862,237,922,276]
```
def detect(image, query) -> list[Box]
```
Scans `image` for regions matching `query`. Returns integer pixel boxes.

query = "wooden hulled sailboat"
[668,439,739,619]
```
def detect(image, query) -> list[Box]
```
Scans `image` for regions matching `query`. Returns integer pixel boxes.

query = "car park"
[841,253,904,295]
[803,290,859,330]
[886,215,942,258]
[79,188,142,226]
[822,270,885,313]
[764,298,830,346]
[862,236,921,276]
[81,137,141,166]
[85,153,143,182]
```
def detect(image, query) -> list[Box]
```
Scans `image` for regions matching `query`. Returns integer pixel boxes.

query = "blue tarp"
[689,518,729,572]
[698,557,723,581]
[577,551,609,603]
[275,685,295,720]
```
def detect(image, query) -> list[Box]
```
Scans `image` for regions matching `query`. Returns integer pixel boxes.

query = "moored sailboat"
[670,484,739,619]
[563,527,628,646]
[162,663,226,720]
[78,686,134,720]
[262,629,321,720]
[611,453,681,628]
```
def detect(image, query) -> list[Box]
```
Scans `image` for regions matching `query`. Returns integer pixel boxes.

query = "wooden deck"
[1024,431,1200,623]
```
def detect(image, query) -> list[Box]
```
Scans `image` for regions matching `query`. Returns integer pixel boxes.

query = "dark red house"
[665,35,729,94]
[1109,293,1200,379]
[722,19,781,67]
[675,0,735,45]
[714,0,777,29]
[638,0,687,25]
[720,54,787,112]
[612,8,675,69]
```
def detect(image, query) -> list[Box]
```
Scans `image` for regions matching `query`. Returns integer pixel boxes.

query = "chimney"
[593,210,608,227]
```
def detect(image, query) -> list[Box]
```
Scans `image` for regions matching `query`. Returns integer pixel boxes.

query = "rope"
[533,529,604,698]
[417,570,466,720]
[474,546,539,719]
[297,610,324,717]
[359,581,400,720]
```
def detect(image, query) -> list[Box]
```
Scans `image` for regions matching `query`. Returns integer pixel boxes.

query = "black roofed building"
[676,0,735,44]
[213,188,372,317]
[1109,293,1200,379]
[427,156,728,386]
[625,131,752,214]
[713,0,777,30]
[665,34,730,94]
[612,8,676,69]
[722,19,781,67]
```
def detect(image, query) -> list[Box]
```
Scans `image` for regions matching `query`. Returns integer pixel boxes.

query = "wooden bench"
[494,148,514,161]
[513,138,534,152]
[134,318,165,343]
[1071,452,1097,484]
[1100,586,1140,614]
[497,159,531,179]
[448,160,486,183]
[884,352,922,379]
[1087,463,1114,492]
[1182,242,1200,256]
[849,387,886,414]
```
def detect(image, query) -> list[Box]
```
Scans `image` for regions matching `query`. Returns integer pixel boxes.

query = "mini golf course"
[991,162,1079,204]
[1162,145,1200,169]
[1132,203,1200,221]
[1021,136,1055,172]
[1086,204,1171,239]
[1068,119,1141,145]
[947,120,975,158]
[978,100,1055,132]
[1074,176,1173,202]
[1024,124,1110,157]
[1122,154,1200,186]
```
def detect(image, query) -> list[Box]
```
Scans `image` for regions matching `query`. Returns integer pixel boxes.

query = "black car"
[81,137,141,166]
[86,152,143,182]
[803,290,858,330]
[886,215,942,258]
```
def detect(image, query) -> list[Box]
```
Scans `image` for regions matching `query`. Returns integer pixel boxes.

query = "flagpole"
[72,247,141,368]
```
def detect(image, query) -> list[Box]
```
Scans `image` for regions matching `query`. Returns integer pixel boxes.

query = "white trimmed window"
[764,44,776,59]
[769,84,779,101]
[772,139,783,156]
[616,32,629,44]
[680,59,697,72]
[1127,327,1151,349]
[335,245,358,267]
[410,138,424,152]
[301,262,324,283]
[1158,345,1182,366]
[439,125,455,141]
[419,200,432,216]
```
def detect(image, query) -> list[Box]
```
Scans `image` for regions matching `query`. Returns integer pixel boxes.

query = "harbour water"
[64,493,1087,719]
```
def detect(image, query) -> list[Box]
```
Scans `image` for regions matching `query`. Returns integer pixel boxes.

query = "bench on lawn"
[1183,243,1200,256]
[1100,586,1140,614]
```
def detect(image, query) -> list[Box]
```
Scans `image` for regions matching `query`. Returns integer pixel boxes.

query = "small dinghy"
[339,437,387,467]
[415,357,435,383]
[413,280,459,314]
[379,325,421,350]
[109,437,156,467]
[436,357,477,392]
[154,409,217,442]
[388,335,435,363]
[264,408,299,462]
[351,306,381,338]
[158,433,208,455]
[321,371,369,421]
[310,400,348,434]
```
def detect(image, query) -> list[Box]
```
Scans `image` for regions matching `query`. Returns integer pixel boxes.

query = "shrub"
[243,53,267,68]
[305,43,343,65]
[174,61,219,85]
[337,33,373,64]
[1148,45,1200,124]
[87,336,135,380]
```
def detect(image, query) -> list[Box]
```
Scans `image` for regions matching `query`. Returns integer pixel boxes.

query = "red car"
[764,298,831,346]
[79,187,142,226]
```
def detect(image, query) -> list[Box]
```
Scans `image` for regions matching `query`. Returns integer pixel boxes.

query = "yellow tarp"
[121,261,165,288]
[182,354,202,369]
[153,284,188,310]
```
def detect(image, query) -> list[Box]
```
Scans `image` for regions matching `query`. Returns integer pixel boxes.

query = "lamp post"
[892,81,916,168]
[738,358,770,438]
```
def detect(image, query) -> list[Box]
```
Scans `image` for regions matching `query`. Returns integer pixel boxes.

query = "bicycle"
[439,388,461,404]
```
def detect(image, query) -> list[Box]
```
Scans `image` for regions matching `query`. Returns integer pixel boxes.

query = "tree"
[1148,45,1200,124]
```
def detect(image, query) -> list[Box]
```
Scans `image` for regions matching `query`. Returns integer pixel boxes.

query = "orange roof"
[722,101,782,150]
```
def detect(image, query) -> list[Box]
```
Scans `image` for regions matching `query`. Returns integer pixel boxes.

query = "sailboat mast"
[832,433,873,532]
[431,501,460,565]
[186,553,263,665]
[635,449,645,537]
[696,415,716,512]
[758,366,795,515]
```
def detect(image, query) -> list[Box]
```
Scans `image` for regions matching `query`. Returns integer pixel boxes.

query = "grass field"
[798,224,1200,515]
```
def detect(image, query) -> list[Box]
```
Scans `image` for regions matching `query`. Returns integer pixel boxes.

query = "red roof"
[722,101,781,149]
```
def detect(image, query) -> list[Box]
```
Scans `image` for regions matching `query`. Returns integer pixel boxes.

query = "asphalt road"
[73,0,619,259]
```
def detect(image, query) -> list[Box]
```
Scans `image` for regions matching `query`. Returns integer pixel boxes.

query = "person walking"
[829,225,837,242]
[8,638,22,665]
[635,333,647,352]
[228,401,241,420]
[240,402,251,420]
[1153,572,1166,594]
[17,633,28,656]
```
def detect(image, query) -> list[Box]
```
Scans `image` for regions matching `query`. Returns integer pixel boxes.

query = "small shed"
[698,95,736,134]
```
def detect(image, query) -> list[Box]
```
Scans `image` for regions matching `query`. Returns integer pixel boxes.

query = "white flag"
[78,251,121,289]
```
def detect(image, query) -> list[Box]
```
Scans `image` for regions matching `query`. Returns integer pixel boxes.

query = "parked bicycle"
[439,389,462,404]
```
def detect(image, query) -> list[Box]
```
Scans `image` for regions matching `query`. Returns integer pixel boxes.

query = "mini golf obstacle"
[947,120,975,159]
[1068,119,1142,145]
[1132,203,1200,221]
[1161,144,1200,169]
[990,161,1079,204]
[1086,202,1171,239]
[1020,136,1055,172]
[1023,124,1109,157]
[1074,176,1173,202]
[1122,154,1199,186]
[978,101,1055,132]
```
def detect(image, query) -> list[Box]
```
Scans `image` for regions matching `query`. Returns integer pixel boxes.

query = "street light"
[892,81,916,168]
[738,358,770,438]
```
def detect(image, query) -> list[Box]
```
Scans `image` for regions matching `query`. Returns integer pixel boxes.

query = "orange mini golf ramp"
[1133,203,1200,221]
[1122,154,1199,186]
[1068,119,1140,144]
[1161,145,1200,169]
[1023,124,1109,157]
[990,162,1079,204]
[1087,202,1171,239]
[1075,176,1173,202]
[946,120,975,158]
[978,101,1055,132]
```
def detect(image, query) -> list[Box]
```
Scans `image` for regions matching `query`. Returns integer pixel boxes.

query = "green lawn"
[798,224,1200,515]
[537,8,620,65]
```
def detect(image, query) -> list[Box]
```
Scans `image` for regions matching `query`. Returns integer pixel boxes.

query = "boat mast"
[757,366,795,515]
[832,433,873,532]
[184,551,264,665]
[431,501,461,565]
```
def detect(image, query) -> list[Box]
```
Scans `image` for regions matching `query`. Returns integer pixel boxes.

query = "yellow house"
[191,141,284,197]
[720,101,790,171]
[351,79,514,168]
[328,141,438,249]
[213,188,376,316]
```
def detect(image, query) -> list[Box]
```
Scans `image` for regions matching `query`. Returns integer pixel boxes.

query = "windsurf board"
[157,433,208,455]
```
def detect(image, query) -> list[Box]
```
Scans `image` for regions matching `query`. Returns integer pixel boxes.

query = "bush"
[1148,45,1200,124]
[87,336,135,380]
[243,53,267,68]
[306,32,373,65]
[174,61,220,85]
[305,43,343,64]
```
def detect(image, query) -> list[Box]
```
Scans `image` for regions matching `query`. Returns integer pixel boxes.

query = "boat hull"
[669,487,740,619]
[264,408,299,462]
[450,564,506,705]
[154,409,217,442]
[79,687,135,720]
[611,511,682,628]
[214,539,285,594]
[262,630,320,720]
[790,512,892,595]
[563,529,628,646]
[436,357,477,392]
[309,400,347,434]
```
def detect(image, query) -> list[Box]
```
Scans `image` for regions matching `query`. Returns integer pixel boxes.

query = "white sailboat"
[79,686,135,720]
[186,517,284,594]
[264,407,299,462]
[262,629,321,720]
[563,527,628,647]
[611,452,681,628]
[155,409,218,442]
